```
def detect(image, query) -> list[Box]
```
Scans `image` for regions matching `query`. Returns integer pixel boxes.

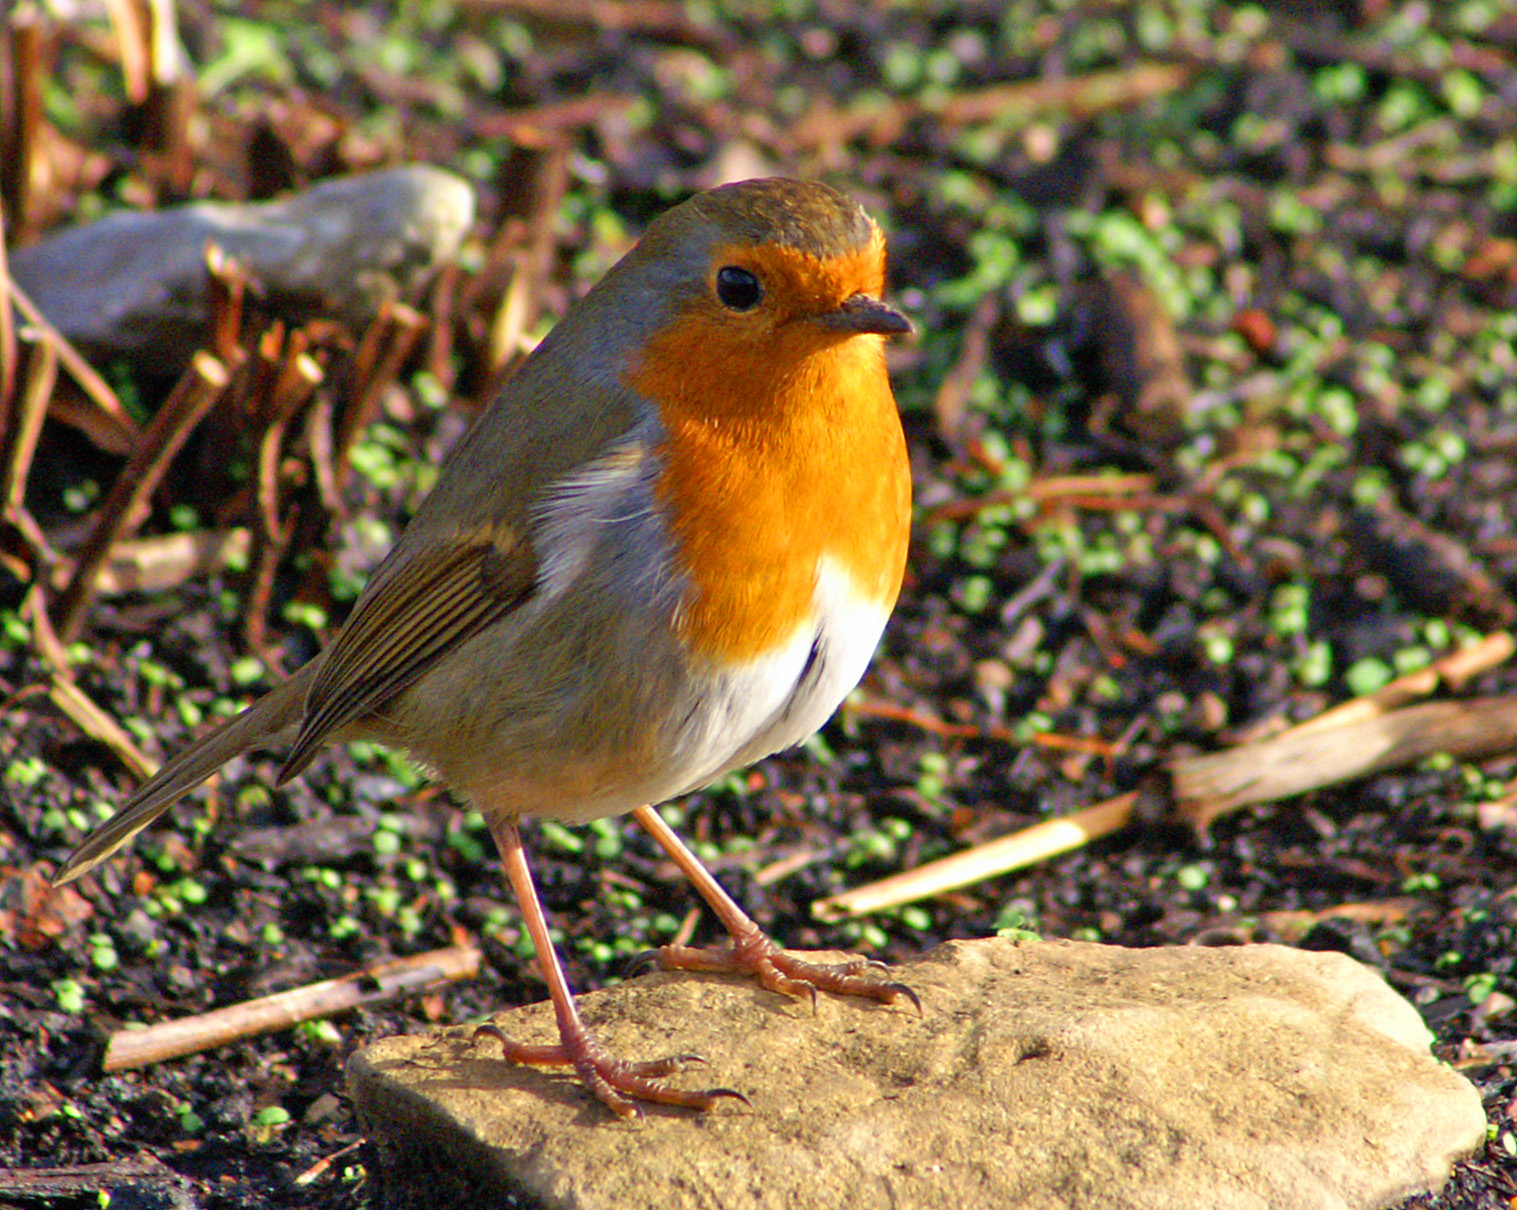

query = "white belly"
[680,554,891,791]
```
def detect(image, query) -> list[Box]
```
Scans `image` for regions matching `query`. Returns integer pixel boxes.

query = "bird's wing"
[57,511,539,887]
[278,524,537,781]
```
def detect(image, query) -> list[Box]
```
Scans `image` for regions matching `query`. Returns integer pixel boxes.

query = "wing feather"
[278,529,536,780]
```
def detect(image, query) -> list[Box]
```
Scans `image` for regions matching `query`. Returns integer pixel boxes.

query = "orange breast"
[626,309,910,665]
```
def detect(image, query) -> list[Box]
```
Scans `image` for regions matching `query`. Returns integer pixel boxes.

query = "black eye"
[715,266,762,311]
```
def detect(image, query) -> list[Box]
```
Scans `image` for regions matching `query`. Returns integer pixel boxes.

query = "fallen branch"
[293,1139,367,1188]
[1172,633,1515,828]
[791,63,1197,151]
[0,1156,191,1202]
[1279,631,1514,738]
[50,528,252,597]
[1171,696,1517,829]
[818,633,1516,917]
[2,11,44,242]
[331,303,426,493]
[0,194,14,411]
[0,339,54,528]
[459,0,733,53]
[1260,898,1423,943]
[52,350,230,641]
[102,942,482,1072]
[846,695,1005,742]
[813,793,1138,921]
[918,472,1160,527]
[245,333,323,652]
[932,293,999,446]
[47,675,157,782]
[7,277,139,452]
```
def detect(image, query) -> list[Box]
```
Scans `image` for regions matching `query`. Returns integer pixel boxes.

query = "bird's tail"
[52,662,318,886]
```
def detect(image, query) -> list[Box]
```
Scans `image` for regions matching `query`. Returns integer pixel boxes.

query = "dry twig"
[46,675,157,782]
[1,339,53,523]
[330,303,426,492]
[1172,634,1516,827]
[823,634,1516,916]
[1172,697,1517,829]
[813,794,1138,920]
[931,293,999,446]
[7,277,139,452]
[102,943,482,1072]
[49,528,251,597]
[0,1157,191,1201]
[791,63,1197,153]
[2,11,44,243]
[53,351,231,641]
[0,196,15,412]
[245,337,323,652]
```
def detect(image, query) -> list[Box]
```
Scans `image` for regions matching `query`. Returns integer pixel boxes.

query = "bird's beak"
[812,293,913,337]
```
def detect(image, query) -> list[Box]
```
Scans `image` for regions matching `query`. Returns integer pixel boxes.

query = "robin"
[55,177,916,1117]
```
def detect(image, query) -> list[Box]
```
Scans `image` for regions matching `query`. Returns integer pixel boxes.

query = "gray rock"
[346,938,1485,1210]
[10,165,473,370]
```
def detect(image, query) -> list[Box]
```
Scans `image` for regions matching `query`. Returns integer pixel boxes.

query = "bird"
[54,177,916,1117]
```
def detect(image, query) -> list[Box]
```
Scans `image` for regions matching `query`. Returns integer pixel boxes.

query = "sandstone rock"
[9,165,474,370]
[347,938,1485,1210]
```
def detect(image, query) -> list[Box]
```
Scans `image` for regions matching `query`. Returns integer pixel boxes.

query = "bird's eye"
[715,266,762,311]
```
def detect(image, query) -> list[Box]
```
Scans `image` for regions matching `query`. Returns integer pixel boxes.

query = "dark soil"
[3,2,1516,1207]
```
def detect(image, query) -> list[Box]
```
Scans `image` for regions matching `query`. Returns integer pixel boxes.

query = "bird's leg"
[631,804,920,1014]
[477,817,745,1117]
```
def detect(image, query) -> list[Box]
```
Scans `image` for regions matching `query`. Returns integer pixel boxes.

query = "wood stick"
[141,0,194,193]
[0,196,14,412]
[812,793,1138,920]
[1281,632,1513,739]
[790,63,1196,152]
[47,675,158,781]
[331,303,425,491]
[1260,898,1422,943]
[918,472,1160,527]
[204,242,247,365]
[7,277,139,449]
[932,293,998,445]
[822,636,1515,915]
[1171,697,1517,828]
[3,12,43,242]
[292,1140,366,1188]
[102,0,151,104]
[102,943,482,1072]
[49,528,252,597]
[464,93,638,152]
[459,0,733,52]
[1434,631,1517,689]
[53,351,229,641]
[828,635,1516,913]
[0,1156,190,1200]
[245,348,322,651]
[1,337,54,515]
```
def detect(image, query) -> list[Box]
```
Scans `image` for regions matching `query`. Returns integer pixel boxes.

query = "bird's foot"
[472,1021,748,1119]
[654,928,922,1014]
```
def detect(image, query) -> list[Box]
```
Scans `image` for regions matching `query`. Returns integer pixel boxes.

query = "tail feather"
[53,664,317,886]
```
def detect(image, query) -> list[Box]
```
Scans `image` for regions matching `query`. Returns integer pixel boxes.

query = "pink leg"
[479,818,744,1117]
[631,805,920,1013]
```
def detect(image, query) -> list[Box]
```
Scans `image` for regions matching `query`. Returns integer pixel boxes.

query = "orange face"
[624,231,911,664]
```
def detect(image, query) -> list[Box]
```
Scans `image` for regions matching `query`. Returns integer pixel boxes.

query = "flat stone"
[347,938,1485,1210]
[10,165,474,370]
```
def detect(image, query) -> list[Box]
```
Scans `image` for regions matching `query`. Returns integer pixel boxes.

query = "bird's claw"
[654,935,921,1015]
[471,1022,745,1117]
